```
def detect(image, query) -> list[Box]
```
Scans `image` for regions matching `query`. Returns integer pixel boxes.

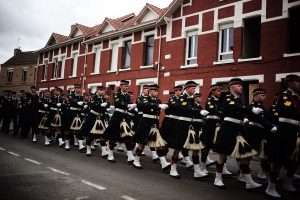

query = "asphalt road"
[0,133,299,200]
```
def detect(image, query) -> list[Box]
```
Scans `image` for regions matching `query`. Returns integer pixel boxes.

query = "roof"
[2,51,38,66]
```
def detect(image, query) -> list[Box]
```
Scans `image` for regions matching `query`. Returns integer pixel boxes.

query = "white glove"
[77,101,84,106]
[252,107,263,115]
[128,104,137,110]
[243,118,249,124]
[56,103,61,107]
[101,102,108,107]
[200,110,209,116]
[158,104,168,110]
[134,108,138,112]
[44,104,48,108]
[271,126,277,133]
[84,105,88,109]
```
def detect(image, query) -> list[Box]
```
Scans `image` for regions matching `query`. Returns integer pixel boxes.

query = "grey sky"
[0,0,171,64]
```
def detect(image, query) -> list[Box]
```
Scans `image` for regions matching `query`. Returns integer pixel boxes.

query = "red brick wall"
[218,5,235,19]
[172,19,182,38]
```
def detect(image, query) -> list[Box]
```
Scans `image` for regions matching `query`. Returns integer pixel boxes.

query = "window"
[21,68,27,82]
[42,60,48,81]
[219,24,234,61]
[186,31,198,65]
[53,58,58,79]
[122,40,132,69]
[110,43,119,71]
[33,67,37,82]
[144,35,154,66]
[94,47,101,73]
[60,56,66,78]
[288,6,300,54]
[242,17,261,59]
[6,69,13,83]
[70,52,78,77]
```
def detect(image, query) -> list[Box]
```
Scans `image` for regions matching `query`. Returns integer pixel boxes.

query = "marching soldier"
[80,86,109,157]
[213,78,260,189]
[169,81,209,179]
[35,90,51,142]
[132,84,170,170]
[104,80,136,163]
[1,90,17,134]
[20,86,39,139]
[61,94,71,150]
[66,84,85,151]
[266,74,300,198]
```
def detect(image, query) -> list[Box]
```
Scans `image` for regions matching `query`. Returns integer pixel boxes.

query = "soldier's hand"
[77,101,84,106]
[200,110,209,116]
[84,105,88,109]
[243,118,249,125]
[134,108,138,112]
[128,104,137,110]
[101,102,108,107]
[252,107,263,114]
[57,103,61,107]
[158,104,168,110]
[44,104,48,108]
[271,126,277,133]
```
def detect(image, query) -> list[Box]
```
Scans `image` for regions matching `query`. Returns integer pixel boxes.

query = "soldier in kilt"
[132,84,170,170]
[80,86,109,157]
[65,84,86,151]
[213,78,260,189]
[35,90,51,142]
[169,81,209,179]
[45,87,64,147]
[266,74,300,198]
[104,80,136,163]
[61,94,71,150]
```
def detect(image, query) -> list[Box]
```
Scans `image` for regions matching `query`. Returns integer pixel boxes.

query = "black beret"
[74,84,81,88]
[120,80,129,85]
[285,74,300,83]
[229,78,243,86]
[253,88,266,96]
[184,81,198,88]
[173,85,183,91]
[149,84,159,90]
[96,85,105,90]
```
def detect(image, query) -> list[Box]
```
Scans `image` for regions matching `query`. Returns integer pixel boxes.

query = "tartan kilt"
[80,114,96,137]
[134,118,159,145]
[160,117,178,147]
[104,112,130,141]
[171,120,191,150]
[268,123,299,164]
[201,119,219,149]
[214,121,243,155]
[243,124,266,151]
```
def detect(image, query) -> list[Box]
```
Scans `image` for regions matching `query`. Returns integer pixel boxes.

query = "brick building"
[36,0,300,107]
[0,48,38,94]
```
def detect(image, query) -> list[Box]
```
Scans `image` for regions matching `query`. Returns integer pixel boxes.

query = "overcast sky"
[0,0,171,64]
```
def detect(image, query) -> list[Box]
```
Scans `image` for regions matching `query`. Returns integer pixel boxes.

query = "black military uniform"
[36,91,51,140]
[1,90,17,134]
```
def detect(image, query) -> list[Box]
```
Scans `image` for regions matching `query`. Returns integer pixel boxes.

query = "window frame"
[185,30,198,66]
[70,52,78,77]
[60,55,66,78]
[218,23,234,61]
[6,68,14,84]
[122,40,132,69]
[42,59,48,81]
[144,35,154,66]
[21,67,28,83]
[109,43,119,72]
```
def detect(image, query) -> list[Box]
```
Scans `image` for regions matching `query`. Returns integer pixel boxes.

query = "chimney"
[14,48,21,56]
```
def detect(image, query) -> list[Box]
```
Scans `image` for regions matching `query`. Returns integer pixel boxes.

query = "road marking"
[81,180,106,190]
[47,167,70,175]
[121,195,136,200]
[24,158,42,165]
[75,196,90,200]
[0,147,6,151]
[8,151,20,157]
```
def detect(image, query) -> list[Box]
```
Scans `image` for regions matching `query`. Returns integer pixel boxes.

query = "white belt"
[224,117,243,124]
[70,107,81,111]
[279,117,300,126]
[143,114,159,119]
[81,113,87,116]
[206,115,220,120]
[38,110,46,113]
[249,121,264,129]
[90,110,100,116]
[138,112,143,115]
[178,116,203,122]
[127,112,134,117]
[115,108,127,113]
[50,107,61,111]
[166,115,179,120]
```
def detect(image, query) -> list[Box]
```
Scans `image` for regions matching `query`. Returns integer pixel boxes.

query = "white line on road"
[47,167,70,175]
[24,158,42,165]
[75,196,90,200]
[8,151,20,157]
[0,147,6,151]
[81,180,106,190]
[121,195,136,200]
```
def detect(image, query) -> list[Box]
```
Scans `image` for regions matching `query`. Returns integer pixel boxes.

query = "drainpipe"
[157,26,162,87]
[81,37,88,95]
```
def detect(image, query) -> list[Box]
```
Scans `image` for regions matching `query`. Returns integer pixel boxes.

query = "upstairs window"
[6,69,13,83]
[288,6,300,54]
[21,68,27,82]
[53,58,58,79]
[122,40,132,69]
[94,47,101,73]
[42,60,48,81]
[219,23,234,61]
[242,16,261,59]
[60,56,66,78]
[110,43,119,72]
[185,31,198,65]
[144,35,154,66]
[70,52,78,77]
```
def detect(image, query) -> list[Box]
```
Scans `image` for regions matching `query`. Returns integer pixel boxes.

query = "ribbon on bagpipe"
[91,117,106,135]
[257,138,268,160]
[51,111,62,127]
[183,125,205,150]
[147,124,167,148]
[70,115,82,131]
[291,132,300,162]
[231,134,257,159]
[38,114,48,130]
[213,123,221,145]
[120,118,134,138]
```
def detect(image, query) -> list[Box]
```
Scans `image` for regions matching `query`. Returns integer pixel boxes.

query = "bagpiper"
[266,74,300,198]
[132,84,170,170]
[104,80,136,163]
[213,78,260,189]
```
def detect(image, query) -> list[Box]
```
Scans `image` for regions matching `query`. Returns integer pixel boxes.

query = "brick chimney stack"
[14,48,21,56]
